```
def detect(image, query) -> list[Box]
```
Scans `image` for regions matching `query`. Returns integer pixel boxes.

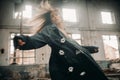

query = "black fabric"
[82,46,99,53]
[13,24,108,80]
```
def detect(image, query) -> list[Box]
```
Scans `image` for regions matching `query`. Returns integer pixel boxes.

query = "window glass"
[9,33,35,65]
[62,8,77,22]
[101,11,115,24]
[102,35,119,60]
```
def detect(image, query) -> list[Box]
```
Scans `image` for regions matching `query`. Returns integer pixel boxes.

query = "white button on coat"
[59,50,64,55]
[68,66,74,72]
[80,71,86,76]
[60,38,65,43]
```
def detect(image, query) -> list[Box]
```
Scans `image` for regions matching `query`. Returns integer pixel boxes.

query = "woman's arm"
[13,33,47,50]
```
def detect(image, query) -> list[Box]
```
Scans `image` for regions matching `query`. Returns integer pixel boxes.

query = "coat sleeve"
[82,46,99,53]
[13,31,47,50]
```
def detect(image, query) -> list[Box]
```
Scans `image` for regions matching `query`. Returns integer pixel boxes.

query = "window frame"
[62,8,77,22]
[9,33,36,65]
[101,11,116,24]
[102,35,119,60]
[68,33,82,45]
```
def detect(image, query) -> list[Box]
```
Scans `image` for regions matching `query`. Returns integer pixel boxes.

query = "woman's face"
[50,11,63,24]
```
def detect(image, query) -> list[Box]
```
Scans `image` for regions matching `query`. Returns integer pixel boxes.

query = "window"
[102,35,119,60]
[62,8,77,22]
[23,5,32,18]
[101,11,115,24]
[14,5,32,19]
[68,34,81,44]
[9,33,36,65]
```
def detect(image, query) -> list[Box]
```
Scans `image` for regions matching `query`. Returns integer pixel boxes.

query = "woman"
[13,1,108,80]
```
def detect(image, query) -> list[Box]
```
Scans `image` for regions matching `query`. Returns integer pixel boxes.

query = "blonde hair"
[29,0,54,33]
[30,0,68,37]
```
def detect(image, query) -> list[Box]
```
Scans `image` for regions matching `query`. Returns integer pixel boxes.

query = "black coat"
[14,24,108,80]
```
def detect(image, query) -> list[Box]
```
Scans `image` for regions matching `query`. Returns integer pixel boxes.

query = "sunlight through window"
[23,5,32,18]
[72,34,81,39]
[102,35,119,60]
[62,8,77,22]
[69,34,81,45]
[14,5,32,19]
[101,11,114,24]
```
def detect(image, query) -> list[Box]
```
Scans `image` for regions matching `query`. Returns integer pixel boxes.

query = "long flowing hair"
[29,0,54,33]
[30,0,68,37]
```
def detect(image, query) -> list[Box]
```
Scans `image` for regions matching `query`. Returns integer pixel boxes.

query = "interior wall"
[0,0,120,66]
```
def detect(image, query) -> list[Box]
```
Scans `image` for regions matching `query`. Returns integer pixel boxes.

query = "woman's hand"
[18,39,26,46]
[13,36,26,49]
